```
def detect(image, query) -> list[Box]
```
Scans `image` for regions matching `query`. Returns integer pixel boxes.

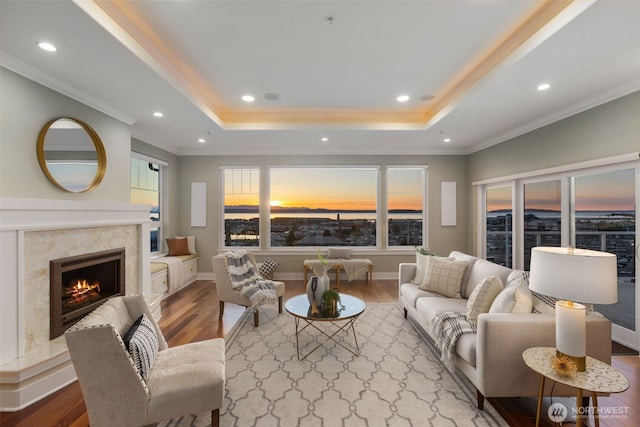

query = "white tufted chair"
[64,295,225,427]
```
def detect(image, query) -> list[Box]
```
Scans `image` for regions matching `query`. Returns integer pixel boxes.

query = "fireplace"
[50,248,125,339]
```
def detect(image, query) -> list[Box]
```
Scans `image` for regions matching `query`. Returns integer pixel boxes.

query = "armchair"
[64,295,225,427]
[212,253,285,327]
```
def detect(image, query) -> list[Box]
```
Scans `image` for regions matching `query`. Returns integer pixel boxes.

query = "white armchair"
[212,253,285,327]
[64,295,225,427]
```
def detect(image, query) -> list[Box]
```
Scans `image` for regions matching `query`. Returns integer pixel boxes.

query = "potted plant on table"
[321,288,344,317]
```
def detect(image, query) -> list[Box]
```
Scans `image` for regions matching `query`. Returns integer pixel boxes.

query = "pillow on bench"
[166,237,190,256]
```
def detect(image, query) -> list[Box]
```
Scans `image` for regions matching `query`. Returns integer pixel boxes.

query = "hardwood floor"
[1,279,637,427]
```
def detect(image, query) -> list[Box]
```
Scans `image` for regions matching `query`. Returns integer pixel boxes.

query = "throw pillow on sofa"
[466,276,503,321]
[419,256,468,298]
[413,253,449,284]
[490,273,533,314]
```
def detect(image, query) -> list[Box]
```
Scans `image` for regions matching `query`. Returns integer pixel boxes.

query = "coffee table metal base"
[293,315,361,360]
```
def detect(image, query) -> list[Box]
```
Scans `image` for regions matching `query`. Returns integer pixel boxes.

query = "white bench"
[151,254,199,295]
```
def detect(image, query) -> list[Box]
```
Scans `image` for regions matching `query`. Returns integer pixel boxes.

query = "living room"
[1,1,639,426]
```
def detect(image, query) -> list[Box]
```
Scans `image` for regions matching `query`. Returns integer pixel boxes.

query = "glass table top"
[285,293,366,321]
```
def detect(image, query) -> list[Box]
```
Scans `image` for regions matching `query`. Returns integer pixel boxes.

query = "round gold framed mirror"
[37,117,107,193]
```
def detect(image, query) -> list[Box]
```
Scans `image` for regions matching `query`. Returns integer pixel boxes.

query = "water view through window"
[484,168,636,333]
[223,167,425,247]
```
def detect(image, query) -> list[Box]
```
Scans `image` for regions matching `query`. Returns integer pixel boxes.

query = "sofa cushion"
[490,273,533,314]
[465,258,512,298]
[123,314,159,382]
[419,257,468,298]
[448,251,479,298]
[466,276,503,321]
[416,297,468,326]
[400,283,444,308]
[455,333,477,366]
[413,254,452,284]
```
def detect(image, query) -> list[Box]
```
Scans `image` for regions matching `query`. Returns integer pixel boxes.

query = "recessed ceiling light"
[443,138,451,143]
[396,95,410,102]
[321,137,328,142]
[197,138,205,143]
[264,93,280,101]
[37,41,57,52]
[153,112,163,117]
[242,95,255,102]
[537,83,551,91]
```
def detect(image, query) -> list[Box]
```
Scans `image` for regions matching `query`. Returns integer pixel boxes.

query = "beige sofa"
[399,251,612,409]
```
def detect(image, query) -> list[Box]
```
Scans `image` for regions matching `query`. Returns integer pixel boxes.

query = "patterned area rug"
[160,303,507,427]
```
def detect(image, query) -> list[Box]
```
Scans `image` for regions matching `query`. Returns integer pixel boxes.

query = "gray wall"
[0,68,131,201]
[176,154,469,274]
[468,91,640,182]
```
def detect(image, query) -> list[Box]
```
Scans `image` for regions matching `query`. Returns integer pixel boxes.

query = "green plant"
[317,249,328,266]
[322,288,340,304]
[415,246,436,256]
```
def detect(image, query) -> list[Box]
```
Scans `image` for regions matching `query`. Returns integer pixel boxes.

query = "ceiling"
[2,0,639,156]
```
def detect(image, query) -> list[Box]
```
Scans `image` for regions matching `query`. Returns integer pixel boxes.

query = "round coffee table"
[285,293,366,360]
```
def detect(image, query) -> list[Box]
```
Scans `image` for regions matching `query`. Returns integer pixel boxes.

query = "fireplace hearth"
[50,248,125,339]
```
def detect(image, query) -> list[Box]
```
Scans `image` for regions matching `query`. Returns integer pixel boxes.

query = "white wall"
[0,68,131,201]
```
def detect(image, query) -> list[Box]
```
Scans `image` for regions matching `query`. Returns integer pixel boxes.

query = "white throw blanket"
[430,311,477,372]
[226,251,277,308]
[153,257,184,292]
[341,259,369,281]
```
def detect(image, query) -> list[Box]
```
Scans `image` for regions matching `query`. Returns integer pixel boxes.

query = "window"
[220,165,427,249]
[523,180,562,270]
[573,168,636,332]
[270,167,377,247]
[387,167,425,247]
[477,157,639,346]
[131,155,163,254]
[485,185,513,267]
[223,168,260,246]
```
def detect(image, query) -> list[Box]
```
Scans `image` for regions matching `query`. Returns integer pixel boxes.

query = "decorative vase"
[306,265,330,314]
[306,276,321,314]
[318,265,330,297]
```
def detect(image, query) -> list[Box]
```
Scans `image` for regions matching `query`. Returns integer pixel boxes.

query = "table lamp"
[529,246,617,371]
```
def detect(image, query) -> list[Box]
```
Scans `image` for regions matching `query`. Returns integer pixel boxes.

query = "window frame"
[131,152,167,256]
[219,164,428,250]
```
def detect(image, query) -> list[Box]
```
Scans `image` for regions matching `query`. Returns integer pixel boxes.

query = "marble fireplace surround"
[0,198,151,411]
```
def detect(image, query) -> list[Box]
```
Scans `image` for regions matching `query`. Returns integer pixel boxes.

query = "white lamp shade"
[529,247,617,304]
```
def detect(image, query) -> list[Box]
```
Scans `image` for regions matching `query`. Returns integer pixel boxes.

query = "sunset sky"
[487,169,636,212]
[224,168,424,211]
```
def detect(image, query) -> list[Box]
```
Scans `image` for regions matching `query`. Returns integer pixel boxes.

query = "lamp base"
[556,349,586,372]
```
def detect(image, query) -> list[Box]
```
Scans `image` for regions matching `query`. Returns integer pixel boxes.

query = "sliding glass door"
[573,168,637,347]
[479,159,639,349]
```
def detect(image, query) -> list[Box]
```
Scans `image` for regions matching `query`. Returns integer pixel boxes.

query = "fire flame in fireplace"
[63,279,102,309]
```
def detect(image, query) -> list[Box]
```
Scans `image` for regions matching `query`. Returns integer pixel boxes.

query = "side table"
[522,347,629,427]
